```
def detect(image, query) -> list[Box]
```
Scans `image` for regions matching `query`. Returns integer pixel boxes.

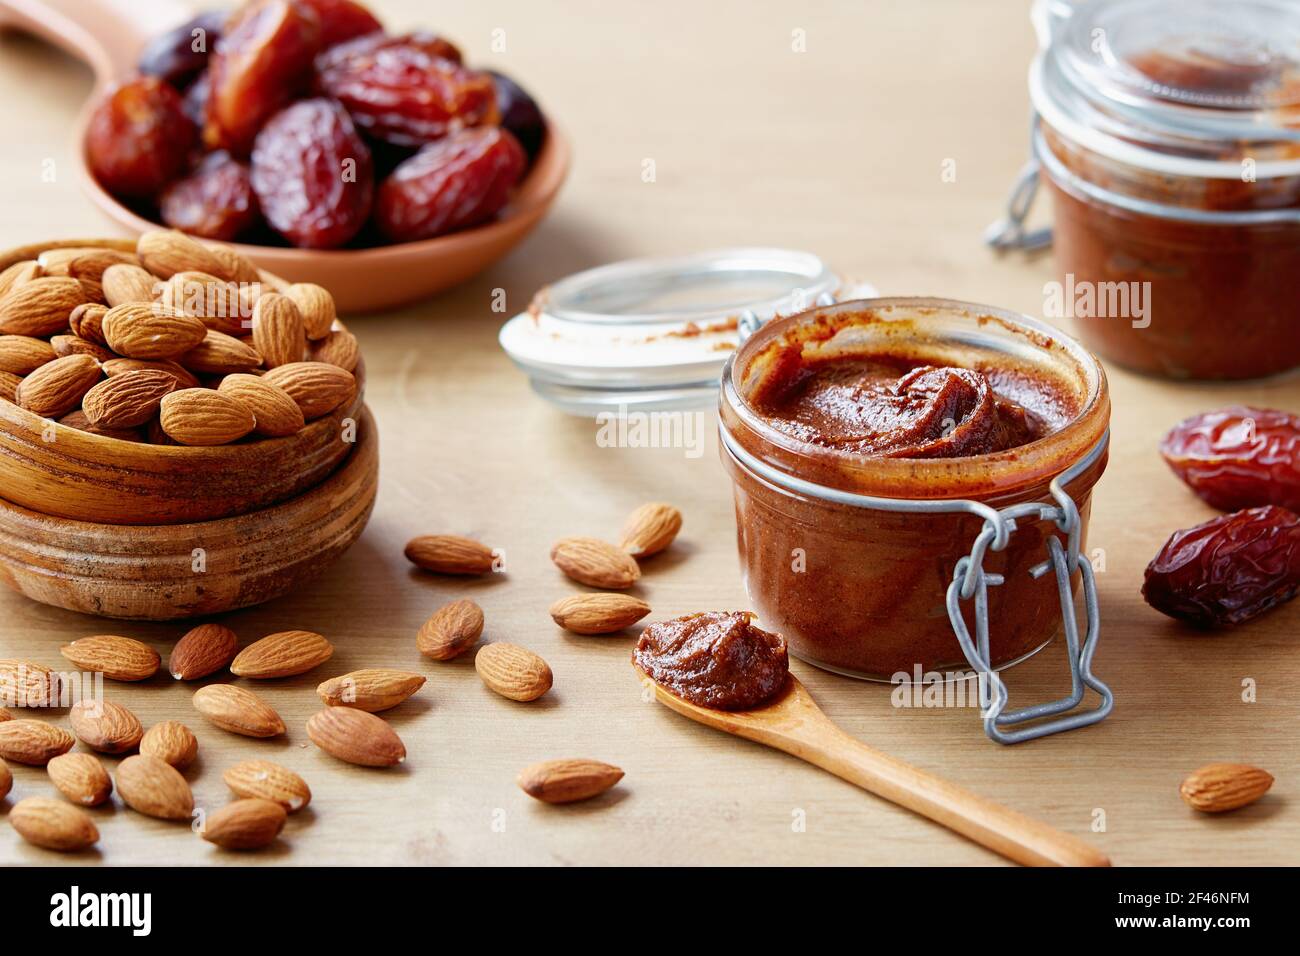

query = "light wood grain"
[0,0,1296,866]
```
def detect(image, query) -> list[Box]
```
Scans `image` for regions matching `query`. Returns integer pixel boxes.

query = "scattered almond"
[0,276,87,336]
[60,635,160,681]
[286,282,336,340]
[317,669,426,712]
[404,535,496,575]
[475,643,553,702]
[0,658,61,707]
[81,369,176,428]
[47,752,114,806]
[1180,763,1274,813]
[517,759,625,804]
[159,387,256,445]
[223,759,311,811]
[102,302,208,360]
[15,353,103,418]
[0,334,57,375]
[551,536,641,589]
[116,753,194,820]
[140,720,198,769]
[550,593,651,634]
[137,229,227,281]
[0,719,76,765]
[261,361,355,419]
[68,699,144,753]
[417,599,484,661]
[101,263,160,306]
[619,502,682,557]
[169,623,239,680]
[9,796,99,851]
[216,373,304,437]
[231,630,334,679]
[306,707,406,767]
[202,798,287,850]
[192,684,285,737]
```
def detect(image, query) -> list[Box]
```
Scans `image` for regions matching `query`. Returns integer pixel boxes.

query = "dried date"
[160,152,261,241]
[489,71,545,160]
[87,78,196,199]
[298,0,382,48]
[137,11,226,89]
[1160,405,1300,512]
[1142,505,1300,627]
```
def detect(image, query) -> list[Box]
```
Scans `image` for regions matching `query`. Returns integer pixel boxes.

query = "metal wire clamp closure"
[718,423,1115,745]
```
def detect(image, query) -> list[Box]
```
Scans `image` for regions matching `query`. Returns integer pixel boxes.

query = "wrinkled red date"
[375,127,525,242]
[250,98,373,248]
[160,152,261,241]
[298,0,382,48]
[1160,405,1300,512]
[87,77,196,199]
[1142,505,1300,627]
[137,11,226,89]
[315,31,496,146]
[489,70,545,160]
[205,0,322,155]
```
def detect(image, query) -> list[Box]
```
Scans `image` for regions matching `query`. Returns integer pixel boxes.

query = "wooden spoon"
[0,0,570,312]
[637,666,1111,867]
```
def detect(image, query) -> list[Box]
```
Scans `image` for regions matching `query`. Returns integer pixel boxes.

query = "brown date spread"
[634,611,788,710]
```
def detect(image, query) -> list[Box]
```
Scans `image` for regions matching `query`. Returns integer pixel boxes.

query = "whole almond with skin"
[551,537,641,589]
[101,263,159,306]
[10,797,99,851]
[169,623,239,680]
[116,753,194,820]
[0,719,75,765]
[68,303,109,344]
[251,293,305,368]
[51,334,114,362]
[310,329,359,372]
[550,593,652,635]
[159,388,256,445]
[59,409,144,442]
[285,283,336,340]
[223,759,311,811]
[517,759,625,804]
[217,373,304,437]
[102,302,208,360]
[65,248,137,282]
[0,371,19,403]
[262,362,355,420]
[103,357,200,389]
[0,276,86,336]
[16,353,102,418]
[178,329,262,375]
[1180,763,1274,813]
[47,752,114,806]
[405,535,496,575]
[68,699,144,754]
[61,635,160,681]
[137,229,228,280]
[208,243,261,285]
[140,720,198,769]
[317,669,427,712]
[81,369,176,428]
[306,707,406,767]
[0,260,40,301]
[202,798,287,850]
[231,630,334,679]
[418,599,485,660]
[0,334,56,374]
[192,684,285,737]
[161,271,247,334]
[0,659,61,708]
[0,757,10,799]
[475,643,553,702]
[619,502,683,557]
[37,247,118,276]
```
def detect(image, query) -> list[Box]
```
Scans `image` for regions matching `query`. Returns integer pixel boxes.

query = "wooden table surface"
[1,0,1296,867]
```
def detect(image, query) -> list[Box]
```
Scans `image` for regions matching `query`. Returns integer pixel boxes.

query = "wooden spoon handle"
[805,729,1110,866]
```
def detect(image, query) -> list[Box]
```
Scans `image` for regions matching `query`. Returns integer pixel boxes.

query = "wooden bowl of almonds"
[0,232,378,619]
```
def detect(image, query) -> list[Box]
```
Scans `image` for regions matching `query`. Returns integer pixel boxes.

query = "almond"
[550,536,641,589]
[137,229,227,280]
[103,357,200,389]
[0,757,10,799]
[231,630,334,679]
[404,535,496,575]
[251,293,305,368]
[137,720,199,770]
[68,699,144,753]
[475,643,553,702]
[47,752,114,806]
[116,753,194,820]
[0,275,87,336]
[0,334,56,374]
[159,388,256,445]
[317,669,426,712]
[202,798,287,849]
[285,283,336,340]
[16,353,102,418]
[102,302,208,360]
[207,243,261,285]
[216,373,304,437]
[309,329,359,372]
[101,263,160,306]
[0,260,40,301]
[0,705,12,721]
[68,303,109,344]
[81,369,177,428]
[223,759,311,811]
[61,635,160,681]
[550,593,651,634]
[64,248,138,284]
[178,329,262,375]
[0,658,61,707]
[9,796,99,851]
[169,623,239,680]
[417,599,485,660]
[192,684,285,737]
[1180,763,1274,813]
[37,247,123,276]
[160,271,249,335]
[0,371,19,403]
[261,361,355,419]
[619,502,682,557]
[517,758,625,804]
[58,409,144,442]
[0,719,75,765]
[50,333,114,361]
[306,707,406,767]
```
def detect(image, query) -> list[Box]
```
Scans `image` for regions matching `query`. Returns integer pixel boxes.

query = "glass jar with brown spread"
[718,298,1111,691]
[1025,0,1300,380]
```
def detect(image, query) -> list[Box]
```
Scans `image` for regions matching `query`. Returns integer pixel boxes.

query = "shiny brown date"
[1160,405,1300,512]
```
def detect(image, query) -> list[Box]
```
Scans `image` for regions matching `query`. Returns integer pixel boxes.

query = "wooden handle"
[805,727,1110,866]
